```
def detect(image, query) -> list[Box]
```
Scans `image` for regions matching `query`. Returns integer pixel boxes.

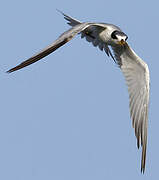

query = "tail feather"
[57,9,81,27]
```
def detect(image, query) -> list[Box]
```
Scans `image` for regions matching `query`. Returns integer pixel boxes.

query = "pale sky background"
[1,0,158,179]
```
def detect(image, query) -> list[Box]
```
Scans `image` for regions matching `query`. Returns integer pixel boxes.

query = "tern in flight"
[7,11,150,173]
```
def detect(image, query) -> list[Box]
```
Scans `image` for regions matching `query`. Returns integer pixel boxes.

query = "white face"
[111,30,128,46]
[116,34,127,41]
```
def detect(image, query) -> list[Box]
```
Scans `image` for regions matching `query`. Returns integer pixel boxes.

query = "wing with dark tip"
[7,23,104,73]
[7,38,69,73]
[112,43,150,173]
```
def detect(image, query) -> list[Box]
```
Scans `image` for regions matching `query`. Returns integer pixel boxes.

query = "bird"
[7,11,150,173]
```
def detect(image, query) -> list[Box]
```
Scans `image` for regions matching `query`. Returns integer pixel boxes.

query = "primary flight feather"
[7,11,150,173]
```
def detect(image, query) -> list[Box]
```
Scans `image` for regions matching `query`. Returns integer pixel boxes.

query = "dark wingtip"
[6,66,21,73]
[137,138,140,149]
[141,166,145,174]
[6,69,13,73]
[141,145,146,174]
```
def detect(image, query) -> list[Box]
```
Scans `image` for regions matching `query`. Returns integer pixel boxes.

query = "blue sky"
[1,0,158,179]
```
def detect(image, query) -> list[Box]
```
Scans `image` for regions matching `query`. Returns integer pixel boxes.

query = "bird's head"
[110,30,128,46]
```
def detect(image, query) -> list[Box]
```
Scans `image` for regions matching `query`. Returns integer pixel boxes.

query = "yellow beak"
[118,39,126,45]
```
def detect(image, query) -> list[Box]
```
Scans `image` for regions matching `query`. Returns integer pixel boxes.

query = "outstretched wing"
[6,23,87,73]
[112,43,150,173]
[7,22,106,73]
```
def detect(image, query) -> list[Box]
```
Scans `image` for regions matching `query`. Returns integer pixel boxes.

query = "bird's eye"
[111,30,118,39]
